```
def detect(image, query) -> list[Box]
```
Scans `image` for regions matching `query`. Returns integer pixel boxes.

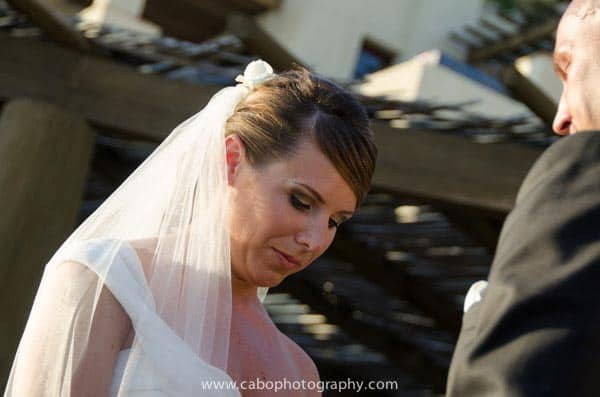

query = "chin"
[255,272,287,288]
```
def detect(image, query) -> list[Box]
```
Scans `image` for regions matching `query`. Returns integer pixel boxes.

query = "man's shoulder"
[528,132,600,178]
[517,131,600,203]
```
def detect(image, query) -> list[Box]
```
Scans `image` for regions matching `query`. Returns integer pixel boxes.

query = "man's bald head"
[565,0,600,20]
[551,0,600,135]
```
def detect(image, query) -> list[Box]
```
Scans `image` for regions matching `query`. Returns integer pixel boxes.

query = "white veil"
[4,60,274,396]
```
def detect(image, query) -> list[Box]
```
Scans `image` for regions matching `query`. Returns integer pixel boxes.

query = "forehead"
[556,11,600,48]
[268,138,357,208]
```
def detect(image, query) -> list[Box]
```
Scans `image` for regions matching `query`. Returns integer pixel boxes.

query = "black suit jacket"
[447,132,600,397]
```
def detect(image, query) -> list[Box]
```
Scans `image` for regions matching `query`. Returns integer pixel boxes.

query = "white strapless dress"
[65,238,239,397]
[109,348,168,396]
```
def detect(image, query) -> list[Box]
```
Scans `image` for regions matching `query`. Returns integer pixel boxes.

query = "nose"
[553,93,572,135]
[295,219,330,254]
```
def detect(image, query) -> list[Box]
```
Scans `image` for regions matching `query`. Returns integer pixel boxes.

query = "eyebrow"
[296,182,355,216]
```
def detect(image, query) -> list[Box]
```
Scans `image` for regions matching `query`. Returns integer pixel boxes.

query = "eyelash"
[290,194,339,229]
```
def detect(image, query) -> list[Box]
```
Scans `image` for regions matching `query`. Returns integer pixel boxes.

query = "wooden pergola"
[0,0,554,393]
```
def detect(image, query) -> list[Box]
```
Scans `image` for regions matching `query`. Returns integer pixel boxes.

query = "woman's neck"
[231,273,261,303]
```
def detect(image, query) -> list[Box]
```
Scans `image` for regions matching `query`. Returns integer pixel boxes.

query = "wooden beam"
[6,0,90,51]
[278,271,449,393]
[502,64,557,127]
[468,19,557,64]
[0,98,94,389]
[142,0,280,43]
[440,207,503,252]
[227,13,303,72]
[143,0,229,42]
[0,34,544,213]
[0,33,222,141]
[370,121,544,214]
[227,0,281,14]
[331,233,462,336]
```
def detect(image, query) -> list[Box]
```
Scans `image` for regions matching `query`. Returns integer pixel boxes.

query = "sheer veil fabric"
[5,61,273,396]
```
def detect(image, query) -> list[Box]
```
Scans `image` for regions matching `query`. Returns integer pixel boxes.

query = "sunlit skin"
[225,133,356,396]
[553,0,600,134]
[225,133,356,300]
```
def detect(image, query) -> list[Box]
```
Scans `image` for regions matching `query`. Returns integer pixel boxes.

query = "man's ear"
[225,134,244,185]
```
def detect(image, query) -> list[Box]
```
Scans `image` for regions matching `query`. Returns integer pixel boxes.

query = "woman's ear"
[225,134,244,185]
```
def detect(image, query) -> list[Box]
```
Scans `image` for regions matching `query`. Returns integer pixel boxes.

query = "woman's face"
[226,135,356,288]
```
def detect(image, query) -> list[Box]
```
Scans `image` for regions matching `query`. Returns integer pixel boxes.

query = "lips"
[272,248,301,267]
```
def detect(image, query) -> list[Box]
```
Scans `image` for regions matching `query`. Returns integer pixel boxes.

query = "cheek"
[562,78,586,123]
[232,187,300,248]
[575,83,600,125]
[228,189,268,261]
[583,68,600,107]
[257,194,300,239]
[573,63,600,115]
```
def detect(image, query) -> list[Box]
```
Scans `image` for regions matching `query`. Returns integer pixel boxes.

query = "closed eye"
[291,194,340,230]
[291,193,311,210]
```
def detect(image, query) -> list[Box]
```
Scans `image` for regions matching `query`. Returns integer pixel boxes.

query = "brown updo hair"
[225,68,377,206]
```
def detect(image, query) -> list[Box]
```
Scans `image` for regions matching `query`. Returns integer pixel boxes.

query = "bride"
[4,60,377,396]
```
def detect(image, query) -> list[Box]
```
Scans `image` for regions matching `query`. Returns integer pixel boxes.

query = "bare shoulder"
[277,330,320,382]
[12,260,131,396]
[48,260,131,346]
[50,261,123,312]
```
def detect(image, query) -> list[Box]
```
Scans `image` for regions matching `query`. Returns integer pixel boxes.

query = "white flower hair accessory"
[235,59,275,91]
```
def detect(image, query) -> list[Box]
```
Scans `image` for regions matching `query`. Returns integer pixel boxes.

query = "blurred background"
[0,0,567,395]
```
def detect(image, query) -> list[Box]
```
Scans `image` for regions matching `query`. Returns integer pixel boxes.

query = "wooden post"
[0,98,94,388]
